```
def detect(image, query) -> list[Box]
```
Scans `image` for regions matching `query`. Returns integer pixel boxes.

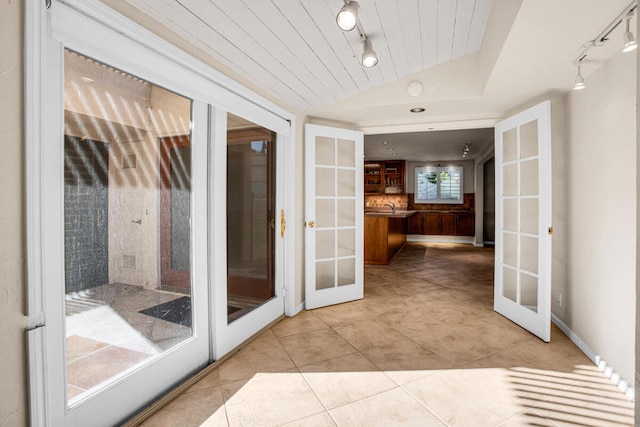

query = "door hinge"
[548,226,553,235]
[280,209,286,238]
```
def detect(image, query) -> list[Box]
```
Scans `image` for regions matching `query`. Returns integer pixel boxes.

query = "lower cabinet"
[408,211,475,236]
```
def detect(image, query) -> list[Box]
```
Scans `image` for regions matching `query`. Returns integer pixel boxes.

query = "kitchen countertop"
[364,210,417,218]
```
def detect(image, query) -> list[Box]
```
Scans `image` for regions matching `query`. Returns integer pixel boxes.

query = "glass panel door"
[494,101,552,342]
[304,124,364,309]
[63,49,199,407]
[226,113,276,323]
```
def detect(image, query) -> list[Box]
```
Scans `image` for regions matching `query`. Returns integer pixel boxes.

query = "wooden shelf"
[364,160,405,195]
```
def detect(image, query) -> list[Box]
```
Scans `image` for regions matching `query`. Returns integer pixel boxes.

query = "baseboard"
[407,235,475,244]
[551,313,634,400]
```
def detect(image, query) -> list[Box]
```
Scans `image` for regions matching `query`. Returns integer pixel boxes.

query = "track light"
[336,1,359,31]
[462,142,471,158]
[623,10,637,52]
[571,2,637,90]
[336,1,378,68]
[361,38,378,68]
[573,63,586,91]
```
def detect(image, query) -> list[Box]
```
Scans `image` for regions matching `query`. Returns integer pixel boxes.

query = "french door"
[304,124,364,309]
[494,101,552,342]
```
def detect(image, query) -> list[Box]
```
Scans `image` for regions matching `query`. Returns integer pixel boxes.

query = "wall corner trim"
[289,302,305,317]
[551,313,634,400]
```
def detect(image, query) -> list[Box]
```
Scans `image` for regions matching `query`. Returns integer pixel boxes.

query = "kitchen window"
[414,166,464,204]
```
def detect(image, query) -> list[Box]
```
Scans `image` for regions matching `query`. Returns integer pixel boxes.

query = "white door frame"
[209,108,291,358]
[25,1,296,424]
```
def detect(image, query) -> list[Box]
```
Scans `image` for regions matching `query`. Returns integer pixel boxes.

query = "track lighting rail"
[573,0,637,65]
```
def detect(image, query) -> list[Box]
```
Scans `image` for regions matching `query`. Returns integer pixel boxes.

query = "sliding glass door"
[30,2,292,424]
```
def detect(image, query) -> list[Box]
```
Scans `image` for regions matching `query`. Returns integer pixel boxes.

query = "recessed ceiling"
[365,128,494,162]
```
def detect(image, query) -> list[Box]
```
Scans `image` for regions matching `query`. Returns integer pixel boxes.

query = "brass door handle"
[306,221,315,228]
[280,209,286,238]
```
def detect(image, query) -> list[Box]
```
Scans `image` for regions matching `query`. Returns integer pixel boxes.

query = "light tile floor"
[139,243,634,427]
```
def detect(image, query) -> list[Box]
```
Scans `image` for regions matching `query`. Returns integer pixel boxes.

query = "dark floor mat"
[140,297,245,326]
[139,296,192,327]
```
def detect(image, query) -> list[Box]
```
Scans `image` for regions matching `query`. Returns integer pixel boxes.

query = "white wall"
[561,50,637,383]
[0,1,28,425]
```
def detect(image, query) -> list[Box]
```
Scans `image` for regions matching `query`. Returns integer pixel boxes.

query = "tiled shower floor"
[136,243,634,426]
[65,284,191,400]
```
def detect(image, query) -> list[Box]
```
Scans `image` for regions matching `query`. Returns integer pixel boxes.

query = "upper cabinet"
[364,162,384,194]
[364,160,405,195]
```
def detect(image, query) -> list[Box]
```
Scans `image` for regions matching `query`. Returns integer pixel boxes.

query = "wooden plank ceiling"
[126,0,494,111]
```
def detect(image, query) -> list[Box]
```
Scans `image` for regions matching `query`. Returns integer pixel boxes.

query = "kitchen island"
[364,210,416,265]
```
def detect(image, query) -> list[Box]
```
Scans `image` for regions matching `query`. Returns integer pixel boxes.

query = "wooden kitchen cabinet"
[364,216,407,264]
[408,211,475,236]
[455,212,475,236]
[423,213,440,234]
[364,162,384,194]
[364,160,405,195]
[407,212,423,234]
[440,213,456,235]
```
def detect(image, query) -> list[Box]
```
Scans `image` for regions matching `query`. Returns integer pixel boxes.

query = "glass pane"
[503,233,517,268]
[170,146,191,271]
[337,199,355,227]
[316,199,335,228]
[337,228,355,257]
[337,258,355,286]
[503,128,517,162]
[520,272,538,312]
[520,198,539,235]
[226,113,277,323]
[416,169,437,201]
[520,159,539,196]
[440,169,462,201]
[502,267,517,302]
[337,138,355,167]
[316,230,335,259]
[316,261,335,290]
[316,136,335,166]
[64,50,193,404]
[337,169,355,197]
[316,168,335,197]
[503,199,517,232]
[503,164,517,197]
[520,236,538,273]
[520,120,538,159]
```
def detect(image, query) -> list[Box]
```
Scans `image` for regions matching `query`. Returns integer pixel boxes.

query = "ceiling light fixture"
[336,0,378,68]
[462,142,471,158]
[336,1,359,31]
[361,37,378,68]
[571,1,637,89]
[623,10,638,52]
[573,63,586,91]
[410,107,425,113]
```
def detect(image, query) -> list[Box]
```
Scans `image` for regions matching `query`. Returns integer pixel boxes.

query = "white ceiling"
[365,128,494,162]
[124,0,494,112]
[116,0,636,160]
